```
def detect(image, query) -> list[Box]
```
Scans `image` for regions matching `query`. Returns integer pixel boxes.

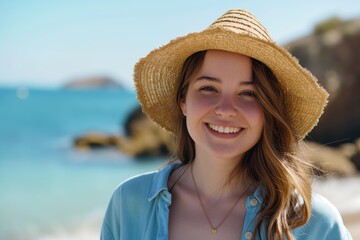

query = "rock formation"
[298,141,357,176]
[74,106,172,158]
[74,132,120,149]
[285,16,360,146]
[64,76,123,89]
[117,106,172,157]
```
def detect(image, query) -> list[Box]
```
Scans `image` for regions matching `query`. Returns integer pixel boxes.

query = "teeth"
[208,124,241,133]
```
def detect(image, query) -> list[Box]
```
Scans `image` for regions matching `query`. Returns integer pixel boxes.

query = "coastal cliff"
[285,16,360,146]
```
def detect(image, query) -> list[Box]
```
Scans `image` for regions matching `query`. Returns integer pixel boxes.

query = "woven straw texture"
[134,9,329,140]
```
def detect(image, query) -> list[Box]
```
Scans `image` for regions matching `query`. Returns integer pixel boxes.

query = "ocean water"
[0,87,359,240]
[0,87,165,240]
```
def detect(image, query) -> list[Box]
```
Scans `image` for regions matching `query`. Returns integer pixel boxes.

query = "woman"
[101,9,352,239]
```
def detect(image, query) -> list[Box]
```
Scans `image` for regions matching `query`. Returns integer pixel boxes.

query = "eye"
[200,86,217,92]
[240,90,257,97]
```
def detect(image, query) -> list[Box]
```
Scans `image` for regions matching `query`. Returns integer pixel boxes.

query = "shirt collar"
[147,162,265,204]
[148,162,182,201]
[252,184,264,204]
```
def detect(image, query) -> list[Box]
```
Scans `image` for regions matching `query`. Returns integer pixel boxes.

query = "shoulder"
[111,162,179,202]
[103,169,157,221]
[310,193,343,225]
[114,170,156,196]
[310,193,352,239]
[101,163,179,239]
[110,171,156,203]
[293,193,352,239]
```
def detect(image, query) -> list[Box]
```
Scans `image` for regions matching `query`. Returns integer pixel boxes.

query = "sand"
[342,212,360,239]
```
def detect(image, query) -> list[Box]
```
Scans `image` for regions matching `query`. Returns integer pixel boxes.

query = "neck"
[191,153,247,199]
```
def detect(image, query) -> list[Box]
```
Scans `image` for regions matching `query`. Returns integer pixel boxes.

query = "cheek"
[184,93,215,115]
[239,101,265,127]
[252,107,265,130]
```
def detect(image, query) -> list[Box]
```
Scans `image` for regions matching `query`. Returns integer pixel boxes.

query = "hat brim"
[134,27,328,140]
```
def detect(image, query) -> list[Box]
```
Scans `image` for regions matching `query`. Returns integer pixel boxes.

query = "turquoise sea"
[0,87,165,240]
[1,87,359,239]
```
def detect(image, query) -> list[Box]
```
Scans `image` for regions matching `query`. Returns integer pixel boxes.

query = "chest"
[168,189,248,240]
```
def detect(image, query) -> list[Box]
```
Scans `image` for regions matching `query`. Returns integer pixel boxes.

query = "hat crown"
[208,9,273,42]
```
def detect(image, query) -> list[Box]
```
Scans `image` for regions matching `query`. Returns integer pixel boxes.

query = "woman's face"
[180,50,264,162]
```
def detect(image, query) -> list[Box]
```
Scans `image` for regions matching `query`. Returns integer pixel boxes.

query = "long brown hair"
[171,50,312,240]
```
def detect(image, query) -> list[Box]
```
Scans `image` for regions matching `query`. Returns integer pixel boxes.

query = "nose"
[214,95,238,118]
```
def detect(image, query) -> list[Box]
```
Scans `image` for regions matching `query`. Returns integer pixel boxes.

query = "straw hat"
[134,9,328,140]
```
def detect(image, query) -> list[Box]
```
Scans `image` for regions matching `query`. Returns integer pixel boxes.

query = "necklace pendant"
[211,228,217,234]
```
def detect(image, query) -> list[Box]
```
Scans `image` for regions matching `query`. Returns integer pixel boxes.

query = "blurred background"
[1,0,360,239]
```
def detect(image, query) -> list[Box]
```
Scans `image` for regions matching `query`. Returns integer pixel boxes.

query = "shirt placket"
[242,195,262,239]
[156,190,172,240]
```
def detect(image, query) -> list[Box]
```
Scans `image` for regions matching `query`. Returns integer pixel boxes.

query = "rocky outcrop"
[298,141,358,176]
[64,76,123,89]
[117,106,172,157]
[285,16,360,146]
[74,106,172,158]
[348,139,360,171]
[74,132,120,149]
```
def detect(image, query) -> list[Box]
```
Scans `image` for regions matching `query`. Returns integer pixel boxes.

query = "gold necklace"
[190,164,251,234]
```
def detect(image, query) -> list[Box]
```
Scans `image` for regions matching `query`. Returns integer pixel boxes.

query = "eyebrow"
[196,75,254,85]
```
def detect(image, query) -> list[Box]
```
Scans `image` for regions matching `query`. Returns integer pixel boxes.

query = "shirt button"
[250,198,258,206]
[245,232,253,239]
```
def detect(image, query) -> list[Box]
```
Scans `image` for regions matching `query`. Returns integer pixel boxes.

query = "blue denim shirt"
[101,163,352,240]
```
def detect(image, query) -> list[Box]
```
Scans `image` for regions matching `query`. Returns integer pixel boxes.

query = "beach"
[313,176,360,239]
[343,212,360,239]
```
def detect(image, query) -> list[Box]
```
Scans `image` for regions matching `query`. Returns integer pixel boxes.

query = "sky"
[1,0,359,90]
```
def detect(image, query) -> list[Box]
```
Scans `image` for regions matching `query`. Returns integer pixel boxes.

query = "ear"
[179,98,187,116]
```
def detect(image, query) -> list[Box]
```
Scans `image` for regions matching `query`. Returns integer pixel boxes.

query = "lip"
[205,123,243,139]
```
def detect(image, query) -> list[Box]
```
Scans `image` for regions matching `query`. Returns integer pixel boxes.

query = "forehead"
[195,50,253,80]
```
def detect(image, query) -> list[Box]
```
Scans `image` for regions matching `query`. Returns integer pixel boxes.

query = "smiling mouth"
[208,123,241,134]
